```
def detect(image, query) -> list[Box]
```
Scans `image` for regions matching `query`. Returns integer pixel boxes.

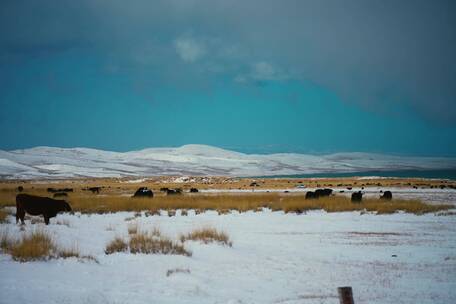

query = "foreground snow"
[1,144,456,178]
[1,209,455,304]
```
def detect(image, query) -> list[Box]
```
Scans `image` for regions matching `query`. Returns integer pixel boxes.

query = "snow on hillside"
[1,144,456,179]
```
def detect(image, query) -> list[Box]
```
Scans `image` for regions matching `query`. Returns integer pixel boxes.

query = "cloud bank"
[1,0,455,123]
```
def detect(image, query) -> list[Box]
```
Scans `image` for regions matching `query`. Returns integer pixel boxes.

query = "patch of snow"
[1,210,455,303]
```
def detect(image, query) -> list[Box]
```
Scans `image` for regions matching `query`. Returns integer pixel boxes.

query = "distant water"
[259,169,456,180]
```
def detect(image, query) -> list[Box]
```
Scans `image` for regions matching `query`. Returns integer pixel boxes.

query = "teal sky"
[1,1,455,156]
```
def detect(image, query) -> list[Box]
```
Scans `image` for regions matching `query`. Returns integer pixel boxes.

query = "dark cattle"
[166,189,182,195]
[380,191,392,200]
[53,192,68,198]
[347,187,353,190]
[351,191,363,203]
[190,188,199,193]
[88,187,101,194]
[17,186,24,192]
[160,187,170,192]
[132,187,154,198]
[315,188,333,197]
[250,182,259,187]
[16,194,72,225]
[47,187,73,193]
[305,191,318,199]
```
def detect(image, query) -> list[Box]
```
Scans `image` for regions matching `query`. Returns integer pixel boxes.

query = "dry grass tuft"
[0,229,88,262]
[105,228,191,256]
[105,237,128,254]
[9,230,55,262]
[129,231,191,256]
[181,227,232,247]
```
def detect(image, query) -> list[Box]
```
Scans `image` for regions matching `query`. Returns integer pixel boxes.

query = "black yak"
[380,191,392,200]
[16,194,72,225]
[190,188,199,193]
[305,191,318,199]
[166,189,182,195]
[132,187,154,198]
[351,191,363,203]
[315,188,333,197]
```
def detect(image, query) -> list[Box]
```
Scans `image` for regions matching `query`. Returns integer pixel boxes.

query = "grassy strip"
[1,189,452,215]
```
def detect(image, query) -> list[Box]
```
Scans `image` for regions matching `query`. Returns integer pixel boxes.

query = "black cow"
[190,188,199,193]
[53,192,68,198]
[88,187,101,194]
[16,194,72,225]
[132,187,154,198]
[17,186,24,192]
[160,187,170,192]
[166,189,182,195]
[380,191,392,200]
[315,188,333,197]
[47,187,73,193]
[351,191,363,203]
[305,191,318,199]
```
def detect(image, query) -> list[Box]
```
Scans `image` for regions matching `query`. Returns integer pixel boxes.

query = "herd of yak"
[13,186,392,226]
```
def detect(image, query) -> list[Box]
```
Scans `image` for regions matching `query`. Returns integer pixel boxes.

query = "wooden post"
[338,286,354,304]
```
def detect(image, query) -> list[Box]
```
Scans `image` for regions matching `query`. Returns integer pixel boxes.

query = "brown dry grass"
[0,180,452,215]
[105,228,191,256]
[63,192,451,215]
[129,232,190,256]
[105,236,128,254]
[8,230,55,262]
[0,229,94,262]
[272,195,451,215]
[181,227,232,246]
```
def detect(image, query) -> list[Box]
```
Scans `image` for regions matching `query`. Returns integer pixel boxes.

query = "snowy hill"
[0,144,456,179]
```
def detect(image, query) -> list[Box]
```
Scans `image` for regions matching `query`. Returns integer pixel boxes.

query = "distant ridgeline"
[257,169,456,180]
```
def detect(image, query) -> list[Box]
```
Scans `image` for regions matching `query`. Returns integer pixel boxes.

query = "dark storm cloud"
[1,0,455,122]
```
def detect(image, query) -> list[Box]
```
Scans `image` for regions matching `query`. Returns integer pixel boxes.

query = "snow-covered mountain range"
[1,144,455,179]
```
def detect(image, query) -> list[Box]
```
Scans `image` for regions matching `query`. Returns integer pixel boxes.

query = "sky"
[0,0,455,156]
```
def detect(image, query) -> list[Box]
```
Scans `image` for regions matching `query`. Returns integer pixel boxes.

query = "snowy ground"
[1,207,456,304]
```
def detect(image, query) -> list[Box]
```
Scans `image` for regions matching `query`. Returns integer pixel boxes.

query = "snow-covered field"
[2,144,456,178]
[1,208,455,304]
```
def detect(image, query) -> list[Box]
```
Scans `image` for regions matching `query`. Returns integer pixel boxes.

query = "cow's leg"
[16,209,25,225]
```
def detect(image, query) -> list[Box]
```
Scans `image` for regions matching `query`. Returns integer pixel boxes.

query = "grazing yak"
[88,187,101,194]
[16,194,72,225]
[305,191,318,199]
[351,191,363,203]
[190,188,199,193]
[53,192,68,198]
[132,187,154,198]
[305,188,333,199]
[166,188,182,195]
[17,186,24,192]
[380,190,392,200]
[160,187,170,192]
[47,187,73,193]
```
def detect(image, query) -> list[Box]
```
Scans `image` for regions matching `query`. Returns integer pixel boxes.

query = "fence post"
[337,286,354,304]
